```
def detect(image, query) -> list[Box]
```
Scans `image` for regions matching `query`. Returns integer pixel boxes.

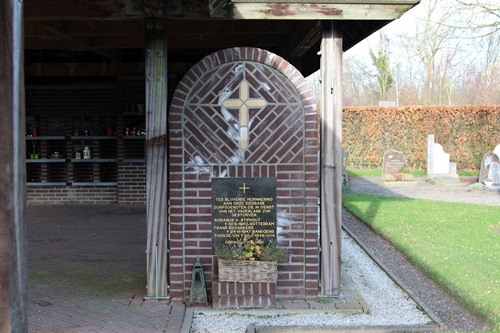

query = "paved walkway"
[348,176,500,206]
[27,205,365,333]
[26,177,498,332]
[27,205,184,333]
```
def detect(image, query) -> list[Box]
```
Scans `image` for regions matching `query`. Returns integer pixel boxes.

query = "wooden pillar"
[145,18,169,297]
[320,21,343,296]
[0,0,28,331]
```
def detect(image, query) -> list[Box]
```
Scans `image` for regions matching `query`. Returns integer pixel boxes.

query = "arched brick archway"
[168,47,319,303]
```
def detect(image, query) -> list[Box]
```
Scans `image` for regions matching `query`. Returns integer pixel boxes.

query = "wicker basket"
[218,260,278,283]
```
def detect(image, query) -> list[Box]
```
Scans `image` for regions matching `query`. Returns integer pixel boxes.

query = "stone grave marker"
[382,149,406,177]
[479,152,500,184]
[426,134,458,180]
[493,144,500,157]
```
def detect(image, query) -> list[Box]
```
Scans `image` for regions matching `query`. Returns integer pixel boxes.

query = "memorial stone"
[382,149,406,177]
[212,177,277,249]
[479,152,500,184]
[493,144,500,157]
[426,134,458,179]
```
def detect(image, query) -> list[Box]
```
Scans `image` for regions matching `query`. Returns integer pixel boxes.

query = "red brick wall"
[168,47,319,302]
[118,163,147,204]
[26,186,118,205]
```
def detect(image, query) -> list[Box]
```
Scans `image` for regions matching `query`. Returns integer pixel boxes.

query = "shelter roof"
[24,0,419,78]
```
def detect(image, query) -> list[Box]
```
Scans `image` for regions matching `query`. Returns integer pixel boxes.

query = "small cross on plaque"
[239,183,250,193]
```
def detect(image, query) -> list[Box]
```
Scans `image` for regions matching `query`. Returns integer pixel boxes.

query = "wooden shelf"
[71,136,116,140]
[27,182,67,187]
[26,136,65,140]
[122,159,146,163]
[27,159,66,163]
[72,182,118,187]
[71,158,118,163]
[26,87,143,191]
[123,136,145,140]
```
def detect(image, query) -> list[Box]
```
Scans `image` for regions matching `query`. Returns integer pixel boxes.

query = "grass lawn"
[342,193,499,330]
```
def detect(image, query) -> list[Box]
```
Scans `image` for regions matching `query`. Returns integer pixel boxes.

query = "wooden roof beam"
[210,2,418,20]
[281,20,321,58]
[24,0,163,20]
[39,21,120,61]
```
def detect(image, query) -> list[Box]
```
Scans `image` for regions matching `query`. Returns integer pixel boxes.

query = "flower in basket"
[215,235,289,283]
[215,235,289,264]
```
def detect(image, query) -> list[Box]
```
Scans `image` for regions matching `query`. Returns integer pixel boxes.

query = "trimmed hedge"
[342,105,500,170]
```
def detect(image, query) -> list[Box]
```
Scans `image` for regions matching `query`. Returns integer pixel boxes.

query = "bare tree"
[369,31,394,102]
[452,0,500,36]
[400,0,466,104]
[340,0,499,106]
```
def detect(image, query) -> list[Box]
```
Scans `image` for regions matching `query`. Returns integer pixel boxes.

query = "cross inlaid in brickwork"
[222,81,267,150]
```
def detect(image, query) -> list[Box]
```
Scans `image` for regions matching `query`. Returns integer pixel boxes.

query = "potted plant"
[215,235,288,283]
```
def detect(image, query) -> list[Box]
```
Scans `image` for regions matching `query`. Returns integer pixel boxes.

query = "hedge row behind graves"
[342,105,500,170]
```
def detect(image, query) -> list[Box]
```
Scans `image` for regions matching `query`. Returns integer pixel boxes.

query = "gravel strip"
[342,208,491,332]
[190,232,433,333]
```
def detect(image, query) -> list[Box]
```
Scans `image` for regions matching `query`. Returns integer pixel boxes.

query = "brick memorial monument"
[168,47,319,307]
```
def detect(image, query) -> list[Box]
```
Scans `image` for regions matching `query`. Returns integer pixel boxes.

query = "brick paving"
[27,205,181,333]
[26,204,366,332]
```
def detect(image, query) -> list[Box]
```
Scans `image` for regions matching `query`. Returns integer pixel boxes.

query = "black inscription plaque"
[212,177,277,249]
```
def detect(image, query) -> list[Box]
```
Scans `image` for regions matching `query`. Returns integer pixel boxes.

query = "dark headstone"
[382,150,406,177]
[212,177,277,250]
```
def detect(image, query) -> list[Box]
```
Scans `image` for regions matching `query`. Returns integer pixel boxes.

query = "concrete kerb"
[180,308,194,333]
[247,324,441,333]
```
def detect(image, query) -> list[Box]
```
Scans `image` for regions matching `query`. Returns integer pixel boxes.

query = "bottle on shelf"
[75,150,82,159]
[83,146,91,159]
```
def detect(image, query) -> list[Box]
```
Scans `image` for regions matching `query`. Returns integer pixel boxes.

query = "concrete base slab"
[383,181,418,186]
[483,184,500,192]
[426,177,465,185]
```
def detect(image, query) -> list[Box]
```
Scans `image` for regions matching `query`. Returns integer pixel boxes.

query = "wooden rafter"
[281,20,321,59]
[220,3,416,20]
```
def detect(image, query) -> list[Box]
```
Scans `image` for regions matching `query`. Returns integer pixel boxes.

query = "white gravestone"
[426,134,458,178]
[493,144,500,157]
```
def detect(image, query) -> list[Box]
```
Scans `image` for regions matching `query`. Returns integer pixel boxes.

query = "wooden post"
[0,0,28,331]
[320,21,343,296]
[145,18,169,297]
